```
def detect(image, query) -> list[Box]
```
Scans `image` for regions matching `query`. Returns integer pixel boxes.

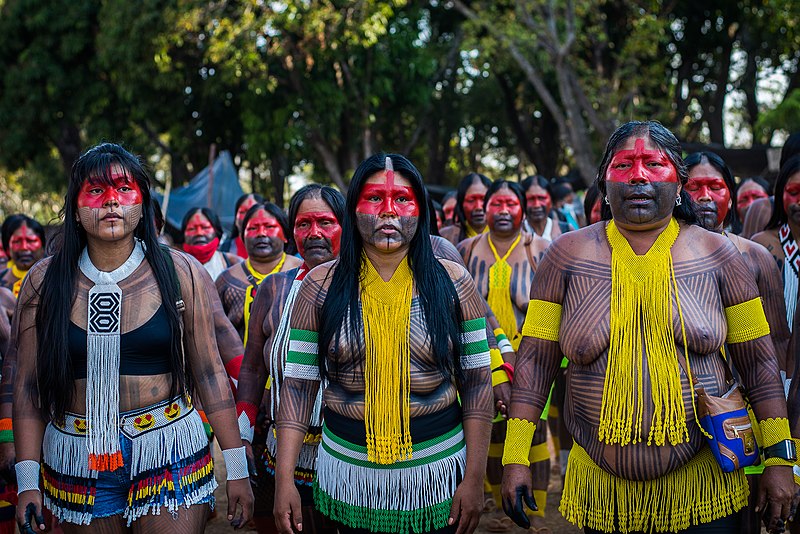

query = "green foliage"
[755,89,800,141]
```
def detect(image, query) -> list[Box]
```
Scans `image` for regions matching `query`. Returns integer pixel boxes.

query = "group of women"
[0,120,796,534]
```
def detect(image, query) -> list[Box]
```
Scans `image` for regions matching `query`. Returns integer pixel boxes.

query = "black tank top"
[68,304,172,379]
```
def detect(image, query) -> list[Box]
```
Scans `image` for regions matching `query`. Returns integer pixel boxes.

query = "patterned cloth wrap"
[41,396,216,526]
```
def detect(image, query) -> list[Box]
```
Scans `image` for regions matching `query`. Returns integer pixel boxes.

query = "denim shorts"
[42,397,217,525]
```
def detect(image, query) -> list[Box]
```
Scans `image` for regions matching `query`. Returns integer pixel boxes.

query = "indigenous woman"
[0,215,46,298]
[181,207,240,281]
[274,154,493,534]
[237,184,344,533]
[440,173,491,245]
[457,180,548,533]
[502,121,797,533]
[216,203,302,342]
[220,193,265,258]
[442,191,457,227]
[752,155,800,372]
[520,175,572,242]
[12,143,253,531]
[737,177,770,224]
[685,151,791,534]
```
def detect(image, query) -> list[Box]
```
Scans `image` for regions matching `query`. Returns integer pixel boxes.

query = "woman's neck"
[249,252,284,274]
[363,245,409,282]
[86,237,136,271]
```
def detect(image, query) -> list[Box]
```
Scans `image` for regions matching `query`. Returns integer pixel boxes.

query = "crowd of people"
[0,120,797,534]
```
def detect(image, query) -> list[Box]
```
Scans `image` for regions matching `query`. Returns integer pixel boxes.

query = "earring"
[675,195,682,206]
[604,196,610,205]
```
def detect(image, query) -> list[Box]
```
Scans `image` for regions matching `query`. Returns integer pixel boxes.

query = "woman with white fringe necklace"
[11,142,253,533]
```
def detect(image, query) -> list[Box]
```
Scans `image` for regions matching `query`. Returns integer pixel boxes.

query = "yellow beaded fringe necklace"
[10,260,27,298]
[487,233,522,341]
[360,255,414,464]
[243,253,286,345]
[601,218,689,447]
[465,223,488,238]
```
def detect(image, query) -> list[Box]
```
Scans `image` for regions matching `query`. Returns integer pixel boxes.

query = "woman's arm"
[274,270,326,534]
[236,274,276,442]
[12,265,48,529]
[175,253,253,526]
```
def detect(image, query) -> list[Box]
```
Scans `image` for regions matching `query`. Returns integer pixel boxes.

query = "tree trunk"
[53,122,82,176]
[269,154,289,207]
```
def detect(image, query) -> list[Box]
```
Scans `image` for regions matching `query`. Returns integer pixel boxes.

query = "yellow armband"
[490,347,505,369]
[794,438,800,486]
[492,369,510,387]
[502,418,536,466]
[521,299,562,342]
[725,298,770,344]
[760,417,794,467]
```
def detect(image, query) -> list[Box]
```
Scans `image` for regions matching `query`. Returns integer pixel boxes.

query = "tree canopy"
[0,0,797,218]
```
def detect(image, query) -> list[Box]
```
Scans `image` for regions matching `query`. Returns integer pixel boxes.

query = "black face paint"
[356,213,418,252]
[693,200,719,231]
[606,182,679,226]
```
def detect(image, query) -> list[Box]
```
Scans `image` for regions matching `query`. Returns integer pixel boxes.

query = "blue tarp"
[153,151,244,234]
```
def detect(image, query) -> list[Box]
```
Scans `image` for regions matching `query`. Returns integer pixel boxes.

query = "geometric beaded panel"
[88,290,121,334]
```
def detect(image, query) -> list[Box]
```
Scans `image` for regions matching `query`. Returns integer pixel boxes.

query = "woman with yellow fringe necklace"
[501,121,798,534]
[216,202,302,342]
[457,179,549,533]
[440,173,492,246]
[273,154,493,534]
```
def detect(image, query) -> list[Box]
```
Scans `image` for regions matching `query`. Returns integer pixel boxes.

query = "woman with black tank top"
[11,143,253,532]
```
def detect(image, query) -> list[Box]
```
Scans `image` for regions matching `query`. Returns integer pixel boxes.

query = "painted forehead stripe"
[384,156,394,187]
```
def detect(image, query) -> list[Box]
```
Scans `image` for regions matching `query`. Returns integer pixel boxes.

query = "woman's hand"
[759,465,798,533]
[15,491,44,533]
[448,475,483,534]
[226,478,254,529]
[274,481,303,533]
[501,463,537,529]
[493,382,512,417]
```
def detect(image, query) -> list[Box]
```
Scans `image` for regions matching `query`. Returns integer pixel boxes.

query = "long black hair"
[595,120,697,224]
[318,153,465,380]
[287,184,346,229]
[766,154,800,230]
[1,214,46,254]
[684,151,738,231]
[33,142,188,422]
[180,207,224,242]
[583,185,601,224]
[241,202,297,256]
[453,172,491,228]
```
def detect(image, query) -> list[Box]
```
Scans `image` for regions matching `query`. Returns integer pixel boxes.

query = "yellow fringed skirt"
[559,444,748,533]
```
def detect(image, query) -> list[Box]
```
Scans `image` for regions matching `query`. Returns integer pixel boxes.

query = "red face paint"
[355,170,419,217]
[487,193,523,228]
[442,198,456,224]
[737,186,768,217]
[244,210,286,241]
[783,181,800,214]
[525,191,552,212]
[607,138,678,184]
[236,196,258,228]
[77,172,143,209]
[590,198,602,224]
[685,176,731,226]
[294,211,342,257]
[184,212,216,242]
[461,193,486,220]
[9,224,42,253]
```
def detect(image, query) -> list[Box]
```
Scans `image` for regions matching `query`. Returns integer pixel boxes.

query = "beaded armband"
[521,300,562,342]
[760,418,794,467]
[285,329,321,381]
[724,298,770,344]
[490,348,510,387]
[460,318,491,370]
[502,418,536,466]
[493,328,514,355]
[794,438,800,486]
[0,418,12,443]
